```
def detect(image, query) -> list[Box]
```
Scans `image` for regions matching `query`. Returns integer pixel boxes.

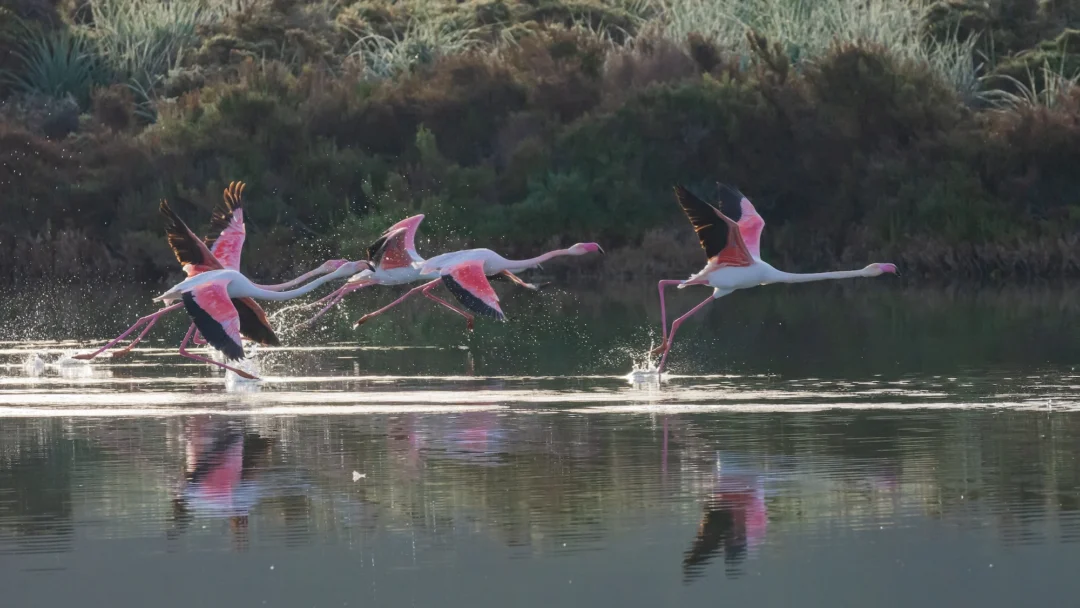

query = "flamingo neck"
[236,272,345,300]
[500,248,572,272]
[771,269,873,284]
[256,266,326,292]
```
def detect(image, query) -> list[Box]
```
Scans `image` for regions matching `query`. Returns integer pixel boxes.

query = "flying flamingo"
[346,239,604,329]
[301,214,601,330]
[73,182,350,360]
[152,203,368,380]
[298,214,487,330]
[651,183,898,374]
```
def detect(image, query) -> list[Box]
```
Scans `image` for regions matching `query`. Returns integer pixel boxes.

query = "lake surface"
[1,282,1079,606]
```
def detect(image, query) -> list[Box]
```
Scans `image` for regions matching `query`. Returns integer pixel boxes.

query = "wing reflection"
[168,417,273,550]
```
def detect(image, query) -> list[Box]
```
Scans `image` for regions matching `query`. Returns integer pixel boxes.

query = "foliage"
[0,0,1079,283]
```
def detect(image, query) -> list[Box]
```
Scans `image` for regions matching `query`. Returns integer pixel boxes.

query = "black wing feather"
[182,292,245,361]
[673,185,731,260]
[161,199,218,269]
[441,275,505,321]
[233,298,281,346]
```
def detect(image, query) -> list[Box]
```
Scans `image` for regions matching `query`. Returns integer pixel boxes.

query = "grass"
[2,23,99,106]
[1,0,1080,283]
[646,0,980,95]
[90,0,208,87]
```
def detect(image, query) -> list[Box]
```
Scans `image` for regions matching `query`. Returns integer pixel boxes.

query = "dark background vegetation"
[1,0,1079,285]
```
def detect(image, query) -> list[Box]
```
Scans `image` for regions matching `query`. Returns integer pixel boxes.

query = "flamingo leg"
[108,316,162,358]
[353,279,441,328]
[178,325,259,380]
[650,280,685,355]
[656,294,717,374]
[192,326,206,346]
[300,282,372,328]
[421,282,475,331]
[500,270,546,291]
[73,303,183,360]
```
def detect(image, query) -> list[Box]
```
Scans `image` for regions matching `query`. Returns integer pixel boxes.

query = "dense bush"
[0,0,1079,284]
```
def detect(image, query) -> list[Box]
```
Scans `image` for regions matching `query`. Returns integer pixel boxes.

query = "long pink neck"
[254,266,326,292]
[502,248,573,271]
[772,269,872,283]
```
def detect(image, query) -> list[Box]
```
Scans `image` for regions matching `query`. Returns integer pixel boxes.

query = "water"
[0,282,1079,606]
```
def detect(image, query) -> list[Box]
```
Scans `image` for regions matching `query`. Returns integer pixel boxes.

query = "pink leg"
[421,282,475,331]
[656,294,716,374]
[73,303,183,360]
[300,283,371,328]
[651,280,684,354]
[192,326,206,346]
[109,316,161,358]
[353,279,441,328]
[178,325,259,380]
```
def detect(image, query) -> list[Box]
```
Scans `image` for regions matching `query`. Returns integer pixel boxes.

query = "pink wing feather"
[182,281,245,360]
[440,260,505,321]
[737,197,765,260]
[384,213,424,255]
[206,181,246,271]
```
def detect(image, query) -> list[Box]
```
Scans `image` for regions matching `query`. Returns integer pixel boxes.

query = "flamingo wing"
[366,227,415,271]
[161,199,224,276]
[204,181,246,271]
[383,214,425,257]
[673,185,754,268]
[440,260,505,321]
[232,297,280,346]
[182,281,245,361]
[715,183,766,260]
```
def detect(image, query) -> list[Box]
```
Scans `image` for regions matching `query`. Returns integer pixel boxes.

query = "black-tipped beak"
[597,245,605,255]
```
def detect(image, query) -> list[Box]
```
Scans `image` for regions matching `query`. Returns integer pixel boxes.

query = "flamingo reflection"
[168,417,273,550]
[682,455,768,582]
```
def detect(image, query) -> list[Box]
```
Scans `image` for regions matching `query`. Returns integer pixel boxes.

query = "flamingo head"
[318,259,352,273]
[568,242,604,256]
[866,263,899,276]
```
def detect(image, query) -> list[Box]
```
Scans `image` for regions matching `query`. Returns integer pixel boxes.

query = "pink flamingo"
[302,213,601,329]
[651,184,898,373]
[299,214,486,330]
[346,239,604,329]
[73,182,350,360]
[151,204,368,380]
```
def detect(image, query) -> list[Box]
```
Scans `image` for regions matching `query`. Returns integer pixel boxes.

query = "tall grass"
[90,0,207,87]
[647,0,979,96]
[349,16,482,79]
[2,24,100,107]
[982,58,1080,110]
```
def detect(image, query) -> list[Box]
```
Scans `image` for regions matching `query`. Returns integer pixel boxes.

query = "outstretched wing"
[673,185,754,268]
[715,183,765,261]
[232,297,280,346]
[366,227,414,271]
[161,199,223,276]
[182,282,244,361]
[365,214,425,271]
[205,181,246,271]
[440,260,505,321]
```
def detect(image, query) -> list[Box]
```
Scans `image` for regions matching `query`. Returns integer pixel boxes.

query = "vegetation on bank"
[0,0,1079,284]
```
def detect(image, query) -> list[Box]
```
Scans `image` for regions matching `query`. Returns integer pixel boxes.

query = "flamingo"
[651,183,898,374]
[73,182,350,360]
[346,239,604,329]
[152,203,369,380]
[301,213,601,330]
[298,214,486,330]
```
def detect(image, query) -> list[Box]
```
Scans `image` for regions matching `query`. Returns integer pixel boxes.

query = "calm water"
[1,282,1079,606]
